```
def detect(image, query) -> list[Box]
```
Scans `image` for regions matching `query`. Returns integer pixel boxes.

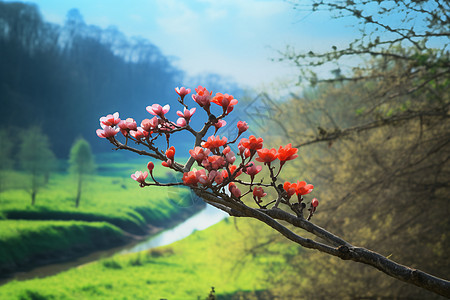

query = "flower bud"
[147,161,154,173]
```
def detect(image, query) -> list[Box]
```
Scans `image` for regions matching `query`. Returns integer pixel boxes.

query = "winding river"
[1,204,227,284]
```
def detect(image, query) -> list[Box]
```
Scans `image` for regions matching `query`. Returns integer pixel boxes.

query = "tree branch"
[195,189,450,297]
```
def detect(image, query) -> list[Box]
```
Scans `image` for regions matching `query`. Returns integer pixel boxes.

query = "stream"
[1,204,227,284]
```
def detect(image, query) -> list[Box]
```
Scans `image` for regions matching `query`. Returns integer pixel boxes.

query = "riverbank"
[0,159,205,280]
[0,217,289,299]
[0,200,205,282]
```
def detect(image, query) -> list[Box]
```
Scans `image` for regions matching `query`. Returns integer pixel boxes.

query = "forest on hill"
[0,1,242,157]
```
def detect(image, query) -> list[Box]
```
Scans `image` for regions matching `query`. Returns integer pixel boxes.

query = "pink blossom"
[202,155,226,170]
[189,146,211,163]
[175,87,191,100]
[182,168,203,185]
[192,85,212,110]
[253,187,267,203]
[130,127,149,140]
[141,118,158,132]
[118,118,137,131]
[162,159,173,168]
[130,130,143,140]
[100,112,120,127]
[214,119,226,131]
[131,171,148,184]
[176,107,196,122]
[228,182,242,198]
[177,118,187,127]
[96,126,119,138]
[237,121,249,135]
[146,104,170,118]
[209,170,224,184]
[223,146,231,155]
[244,162,262,179]
[223,147,236,164]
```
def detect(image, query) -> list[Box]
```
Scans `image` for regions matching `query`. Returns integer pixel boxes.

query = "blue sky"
[6,0,358,90]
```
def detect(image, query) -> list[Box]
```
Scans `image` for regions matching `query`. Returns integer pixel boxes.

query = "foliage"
[260,78,449,298]
[268,3,449,297]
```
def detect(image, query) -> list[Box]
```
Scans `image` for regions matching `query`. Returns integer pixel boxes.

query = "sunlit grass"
[0,155,197,275]
[0,220,125,267]
[0,218,298,299]
[0,157,191,227]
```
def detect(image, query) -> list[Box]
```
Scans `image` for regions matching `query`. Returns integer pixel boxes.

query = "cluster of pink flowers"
[97,85,319,213]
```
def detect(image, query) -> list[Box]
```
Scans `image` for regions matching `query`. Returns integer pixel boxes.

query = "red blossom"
[202,155,226,170]
[256,148,277,164]
[211,93,238,114]
[283,181,297,197]
[182,169,200,185]
[189,147,211,163]
[166,146,175,160]
[202,135,227,150]
[237,121,249,135]
[240,135,264,151]
[311,198,319,208]
[277,143,299,163]
[147,161,154,173]
[222,165,242,179]
[296,181,314,195]
[162,159,173,168]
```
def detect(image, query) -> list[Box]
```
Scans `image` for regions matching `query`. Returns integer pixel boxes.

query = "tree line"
[0,1,243,158]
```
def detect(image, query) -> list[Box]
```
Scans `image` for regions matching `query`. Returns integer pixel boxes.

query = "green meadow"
[0,217,297,299]
[0,155,197,274]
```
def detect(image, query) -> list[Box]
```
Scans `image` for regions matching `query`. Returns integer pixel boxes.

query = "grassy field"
[0,155,200,275]
[0,155,192,229]
[0,220,126,272]
[0,217,300,299]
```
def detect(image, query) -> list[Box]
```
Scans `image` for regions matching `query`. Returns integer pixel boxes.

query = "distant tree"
[18,126,56,205]
[68,137,95,208]
[0,129,14,192]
